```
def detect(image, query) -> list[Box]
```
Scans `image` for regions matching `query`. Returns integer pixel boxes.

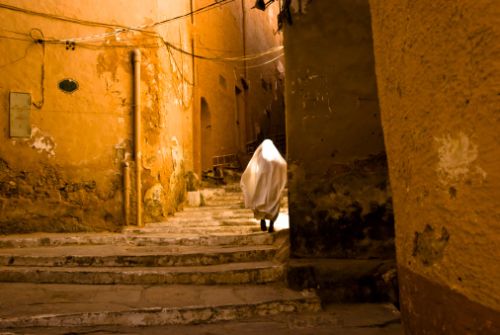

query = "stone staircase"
[0,184,320,329]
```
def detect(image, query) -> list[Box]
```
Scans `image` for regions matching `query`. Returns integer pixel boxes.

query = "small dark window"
[58,79,79,93]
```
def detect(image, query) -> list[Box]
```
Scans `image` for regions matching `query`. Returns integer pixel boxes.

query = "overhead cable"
[0,0,234,43]
[161,38,283,62]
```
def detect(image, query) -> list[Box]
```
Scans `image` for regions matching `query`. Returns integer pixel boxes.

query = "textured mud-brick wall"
[142,1,193,221]
[192,0,284,173]
[370,0,500,333]
[284,0,393,259]
[0,0,191,233]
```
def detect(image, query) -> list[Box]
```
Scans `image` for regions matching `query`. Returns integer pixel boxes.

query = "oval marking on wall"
[58,79,79,94]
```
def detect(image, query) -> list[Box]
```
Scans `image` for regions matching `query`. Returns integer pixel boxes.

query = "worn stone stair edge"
[142,218,259,227]
[123,226,262,235]
[0,247,276,267]
[0,296,321,328]
[0,232,276,249]
[0,263,285,285]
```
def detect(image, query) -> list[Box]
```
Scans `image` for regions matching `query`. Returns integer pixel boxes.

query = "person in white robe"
[240,139,287,233]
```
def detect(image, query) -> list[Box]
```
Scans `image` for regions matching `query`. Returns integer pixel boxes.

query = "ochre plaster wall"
[192,0,284,173]
[284,0,393,259]
[241,1,285,153]
[192,0,244,172]
[370,0,500,333]
[0,0,192,233]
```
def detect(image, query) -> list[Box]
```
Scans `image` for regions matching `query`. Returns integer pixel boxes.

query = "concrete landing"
[0,283,320,328]
[0,303,402,334]
[0,183,320,331]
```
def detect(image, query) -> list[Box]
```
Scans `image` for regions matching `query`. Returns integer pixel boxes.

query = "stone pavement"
[0,304,402,335]
[0,184,319,329]
[0,184,403,333]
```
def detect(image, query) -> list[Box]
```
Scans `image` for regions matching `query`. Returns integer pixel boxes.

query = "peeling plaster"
[30,127,56,157]
[144,183,165,219]
[435,132,486,184]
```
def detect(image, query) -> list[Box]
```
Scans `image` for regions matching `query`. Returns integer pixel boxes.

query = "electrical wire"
[151,0,235,27]
[241,53,284,69]
[161,38,283,63]
[0,0,281,64]
[30,28,45,109]
[0,41,34,69]
[165,42,194,86]
[0,2,149,30]
[165,43,194,108]
[0,0,235,44]
[0,34,32,42]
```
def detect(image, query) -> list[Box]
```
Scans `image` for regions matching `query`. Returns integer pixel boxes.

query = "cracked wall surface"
[370,0,500,332]
[284,0,394,259]
[0,0,192,233]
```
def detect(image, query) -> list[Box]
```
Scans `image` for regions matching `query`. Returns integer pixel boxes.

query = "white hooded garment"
[240,139,287,221]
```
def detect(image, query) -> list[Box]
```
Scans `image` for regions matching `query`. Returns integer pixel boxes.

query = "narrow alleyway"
[0,183,401,334]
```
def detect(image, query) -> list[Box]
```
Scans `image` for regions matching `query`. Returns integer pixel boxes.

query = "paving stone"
[0,261,285,285]
[0,283,320,327]
[124,225,261,235]
[0,183,316,330]
[0,244,276,267]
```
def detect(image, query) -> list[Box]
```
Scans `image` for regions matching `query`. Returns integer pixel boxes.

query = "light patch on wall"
[114,139,130,163]
[30,127,56,157]
[435,132,486,184]
[171,136,182,165]
[144,183,165,219]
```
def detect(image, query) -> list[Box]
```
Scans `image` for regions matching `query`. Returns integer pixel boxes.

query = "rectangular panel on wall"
[9,92,31,138]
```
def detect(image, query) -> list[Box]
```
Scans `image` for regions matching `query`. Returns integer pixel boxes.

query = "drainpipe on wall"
[123,162,130,226]
[133,49,143,227]
[241,0,251,146]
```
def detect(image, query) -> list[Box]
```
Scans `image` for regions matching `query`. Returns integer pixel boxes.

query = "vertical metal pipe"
[241,0,251,144]
[190,1,201,176]
[133,49,142,227]
[123,162,130,226]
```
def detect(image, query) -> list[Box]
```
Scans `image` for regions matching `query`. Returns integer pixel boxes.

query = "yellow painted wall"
[0,0,193,233]
[192,0,284,173]
[370,0,500,332]
[244,0,285,150]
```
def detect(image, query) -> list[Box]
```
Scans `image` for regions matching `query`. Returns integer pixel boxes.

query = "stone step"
[123,225,261,235]
[145,218,258,228]
[204,193,242,200]
[173,211,254,221]
[0,232,275,249]
[125,232,275,247]
[0,283,320,328]
[184,204,244,211]
[204,200,244,207]
[0,261,284,285]
[0,244,276,267]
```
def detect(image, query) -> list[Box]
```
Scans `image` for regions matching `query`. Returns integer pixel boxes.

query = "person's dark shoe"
[260,220,267,231]
[268,221,275,233]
